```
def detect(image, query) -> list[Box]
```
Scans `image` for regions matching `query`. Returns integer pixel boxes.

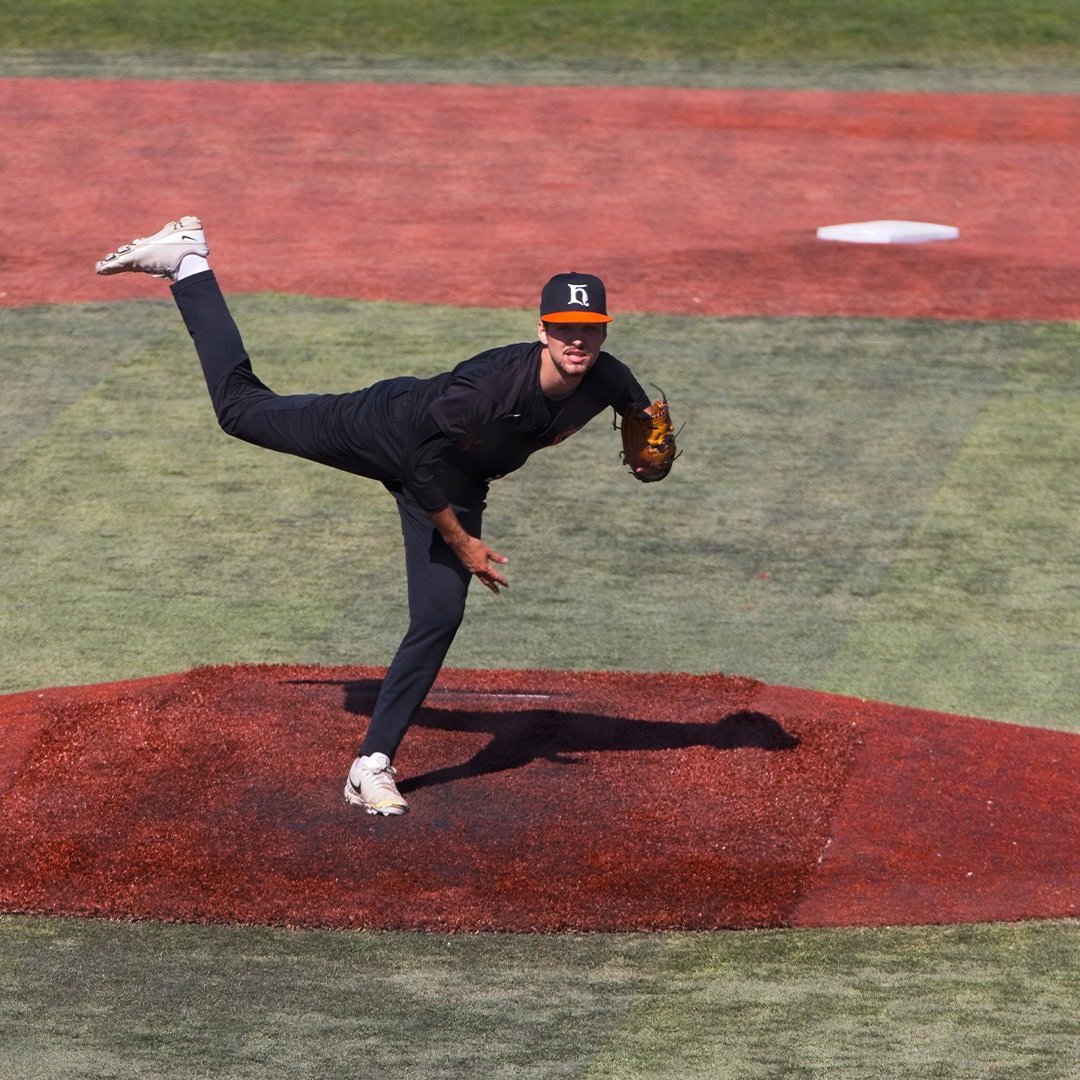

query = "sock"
[173,253,210,281]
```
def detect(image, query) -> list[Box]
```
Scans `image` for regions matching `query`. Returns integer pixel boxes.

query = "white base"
[816,220,959,244]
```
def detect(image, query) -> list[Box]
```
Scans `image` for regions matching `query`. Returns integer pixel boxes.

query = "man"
[96,216,670,816]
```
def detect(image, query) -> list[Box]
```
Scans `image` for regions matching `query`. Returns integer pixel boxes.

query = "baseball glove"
[619,387,679,482]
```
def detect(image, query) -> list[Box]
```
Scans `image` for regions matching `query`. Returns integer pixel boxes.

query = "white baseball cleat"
[95,216,208,279]
[344,752,409,816]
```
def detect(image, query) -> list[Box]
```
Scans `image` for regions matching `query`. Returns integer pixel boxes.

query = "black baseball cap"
[539,272,612,323]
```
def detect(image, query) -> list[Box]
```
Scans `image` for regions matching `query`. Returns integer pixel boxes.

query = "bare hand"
[454,535,510,594]
[425,505,511,594]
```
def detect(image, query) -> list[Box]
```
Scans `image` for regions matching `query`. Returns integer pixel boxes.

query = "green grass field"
[3,0,1080,90]
[1,4,1079,1077]
[5,0,1078,61]
[2,917,1077,1078]
[3,302,1078,728]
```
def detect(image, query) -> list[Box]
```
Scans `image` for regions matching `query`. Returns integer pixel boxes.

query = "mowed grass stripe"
[2,915,1077,1079]
[1,299,399,687]
[0,302,171,472]
[0,916,666,1077]
[825,322,1080,729]
[583,923,1080,1079]
[454,315,1020,683]
[0,295,528,690]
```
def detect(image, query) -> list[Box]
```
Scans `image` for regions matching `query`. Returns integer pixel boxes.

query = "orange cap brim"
[541,311,612,323]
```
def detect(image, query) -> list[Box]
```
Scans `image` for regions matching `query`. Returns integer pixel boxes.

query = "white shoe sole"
[344,779,408,816]
[95,216,207,278]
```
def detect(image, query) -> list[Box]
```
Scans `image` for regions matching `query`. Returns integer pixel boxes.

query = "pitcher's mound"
[0,664,1076,931]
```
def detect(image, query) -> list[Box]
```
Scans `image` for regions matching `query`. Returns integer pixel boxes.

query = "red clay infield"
[2,79,1080,319]
[0,665,1076,931]
[1,80,1078,930]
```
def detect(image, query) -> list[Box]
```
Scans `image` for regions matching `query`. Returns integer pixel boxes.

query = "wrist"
[427,505,469,546]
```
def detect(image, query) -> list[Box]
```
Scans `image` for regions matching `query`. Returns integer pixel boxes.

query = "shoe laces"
[360,756,400,792]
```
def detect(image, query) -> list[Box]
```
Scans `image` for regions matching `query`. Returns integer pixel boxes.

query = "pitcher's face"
[537,320,607,380]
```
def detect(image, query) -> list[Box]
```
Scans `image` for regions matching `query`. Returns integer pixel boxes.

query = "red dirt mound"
[0,665,1075,932]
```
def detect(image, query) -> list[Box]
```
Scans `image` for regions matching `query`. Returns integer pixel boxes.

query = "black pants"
[172,271,480,760]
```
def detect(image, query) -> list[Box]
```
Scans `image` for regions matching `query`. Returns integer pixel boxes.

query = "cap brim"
[540,311,612,323]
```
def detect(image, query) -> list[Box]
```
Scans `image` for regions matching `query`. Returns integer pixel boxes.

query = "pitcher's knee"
[424,611,465,645]
[407,603,465,648]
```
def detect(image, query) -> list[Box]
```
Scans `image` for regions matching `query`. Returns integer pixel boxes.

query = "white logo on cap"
[567,284,591,307]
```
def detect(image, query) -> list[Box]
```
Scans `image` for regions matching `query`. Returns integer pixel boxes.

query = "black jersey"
[263,339,650,512]
[381,341,649,511]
